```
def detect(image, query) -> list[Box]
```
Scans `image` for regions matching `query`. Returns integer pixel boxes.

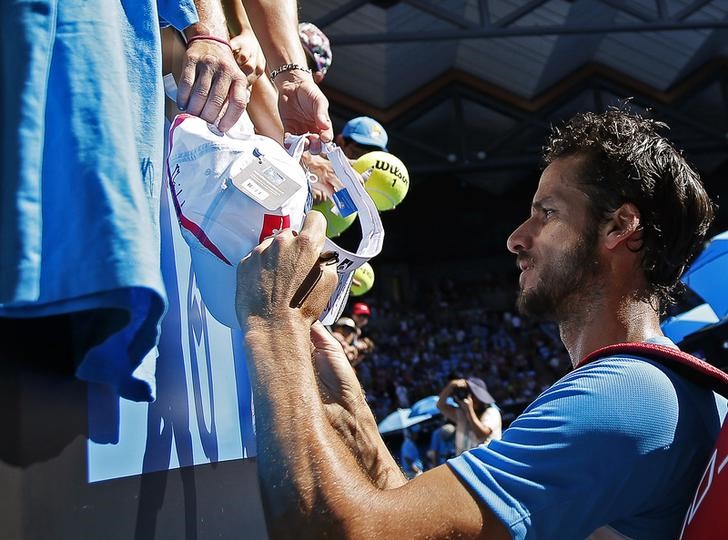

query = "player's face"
[506,155,602,320]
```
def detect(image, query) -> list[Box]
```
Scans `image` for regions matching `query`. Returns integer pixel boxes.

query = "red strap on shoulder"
[679,417,728,539]
[578,342,728,398]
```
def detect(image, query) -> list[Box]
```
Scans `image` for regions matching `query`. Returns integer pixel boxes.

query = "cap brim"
[348,132,387,151]
[467,381,495,404]
[189,247,239,328]
[320,269,354,325]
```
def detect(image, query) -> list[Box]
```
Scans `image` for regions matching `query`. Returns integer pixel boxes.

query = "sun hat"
[466,377,495,405]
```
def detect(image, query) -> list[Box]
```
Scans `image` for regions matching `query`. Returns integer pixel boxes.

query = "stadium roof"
[300,0,728,260]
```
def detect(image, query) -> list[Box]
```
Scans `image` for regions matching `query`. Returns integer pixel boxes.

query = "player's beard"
[516,222,601,322]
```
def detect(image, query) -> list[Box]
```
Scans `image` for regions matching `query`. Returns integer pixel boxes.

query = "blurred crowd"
[348,276,574,427]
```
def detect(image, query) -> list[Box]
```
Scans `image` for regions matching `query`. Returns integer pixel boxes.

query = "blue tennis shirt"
[449,350,727,539]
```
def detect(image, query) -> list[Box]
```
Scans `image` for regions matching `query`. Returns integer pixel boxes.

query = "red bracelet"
[186,35,233,53]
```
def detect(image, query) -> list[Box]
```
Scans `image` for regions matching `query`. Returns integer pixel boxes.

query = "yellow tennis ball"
[353,151,410,211]
[351,262,374,296]
[311,199,357,238]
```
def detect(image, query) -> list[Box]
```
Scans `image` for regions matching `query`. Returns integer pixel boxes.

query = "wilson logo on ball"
[373,160,408,186]
[353,151,410,212]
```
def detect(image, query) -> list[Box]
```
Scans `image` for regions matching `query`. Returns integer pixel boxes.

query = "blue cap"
[341,117,388,151]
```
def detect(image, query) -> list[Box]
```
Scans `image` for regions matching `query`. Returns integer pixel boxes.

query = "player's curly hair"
[543,108,715,311]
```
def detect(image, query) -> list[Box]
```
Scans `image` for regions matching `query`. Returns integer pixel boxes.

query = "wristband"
[186,35,233,53]
[269,63,312,81]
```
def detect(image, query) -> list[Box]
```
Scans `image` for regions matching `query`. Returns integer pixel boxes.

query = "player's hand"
[177,39,249,132]
[311,322,365,411]
[310,321,371,445]
[235,212,338,327]
[274,70,333,141]
[229,30,265,86]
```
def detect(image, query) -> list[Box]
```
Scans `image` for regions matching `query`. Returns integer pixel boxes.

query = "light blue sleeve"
[447,358,699,540]
[157,0,198,30]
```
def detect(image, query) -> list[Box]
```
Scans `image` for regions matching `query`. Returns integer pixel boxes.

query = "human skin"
[237,213,509,539]
[179,0,250,132]
[506,154,662,366]
[243,0,333,141]
[236,154,664,538]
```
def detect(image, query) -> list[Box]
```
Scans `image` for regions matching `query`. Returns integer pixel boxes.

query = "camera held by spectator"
[437,377,502,455]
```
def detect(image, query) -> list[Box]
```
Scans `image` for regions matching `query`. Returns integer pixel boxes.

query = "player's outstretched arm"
[236,213,509,539]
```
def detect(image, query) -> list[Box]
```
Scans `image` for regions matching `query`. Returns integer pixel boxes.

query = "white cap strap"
[284,134,309,163]
[317,142,384,324]
[280,135,385,324]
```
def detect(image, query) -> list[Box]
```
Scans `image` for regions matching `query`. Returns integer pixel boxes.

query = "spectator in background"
[299,22,332,84]
[331,317,359,366]
[395,379,410,408]
[351,302,375,360]
[427,423,456,469]
[400,429,423,479]
[437,377,502,455]
[335,116,388,160]
[351,301,371,329]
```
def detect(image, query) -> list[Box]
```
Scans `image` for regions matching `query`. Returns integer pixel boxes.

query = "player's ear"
[603,203,643,251]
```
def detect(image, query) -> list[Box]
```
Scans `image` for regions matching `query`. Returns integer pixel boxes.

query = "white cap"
[167,115,383,328]
[167,114,309,327]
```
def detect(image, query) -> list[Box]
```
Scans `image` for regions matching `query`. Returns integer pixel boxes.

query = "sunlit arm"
[244,319,509,539]
[245,320,379,537]
[241,0,333,139]
[321,389,407,489]
[242,0,307,68]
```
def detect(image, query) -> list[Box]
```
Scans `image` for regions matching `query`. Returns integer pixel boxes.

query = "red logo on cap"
[259,214,291,243]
